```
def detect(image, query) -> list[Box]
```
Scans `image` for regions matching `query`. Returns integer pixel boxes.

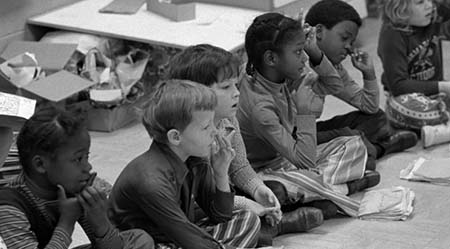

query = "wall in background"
[0,0,81,52]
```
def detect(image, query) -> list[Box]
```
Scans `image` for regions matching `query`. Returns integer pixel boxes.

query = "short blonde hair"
[142,79,217,143]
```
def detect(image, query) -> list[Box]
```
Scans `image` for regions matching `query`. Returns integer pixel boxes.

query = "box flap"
[1,41,77,71]
[23,71,96,102]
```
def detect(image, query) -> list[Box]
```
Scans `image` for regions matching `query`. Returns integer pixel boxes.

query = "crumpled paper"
[358,186,415,221]
[400,157,450,185]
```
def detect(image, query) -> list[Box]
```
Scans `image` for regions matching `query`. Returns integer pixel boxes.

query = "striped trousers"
[199,209,260,248]
[258,136,367,217]
[156,210,261,249]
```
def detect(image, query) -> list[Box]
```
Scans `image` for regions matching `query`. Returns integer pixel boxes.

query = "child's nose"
[233,84,240,98]
[84,161,93,173]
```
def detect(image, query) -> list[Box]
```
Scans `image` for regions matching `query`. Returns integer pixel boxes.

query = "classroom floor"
[72,17,450,248]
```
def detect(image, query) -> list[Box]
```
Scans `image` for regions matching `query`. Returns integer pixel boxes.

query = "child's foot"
[307,200,338,219]
[277,207,323,235]
[380,130,418,155]
[347,170,380,195]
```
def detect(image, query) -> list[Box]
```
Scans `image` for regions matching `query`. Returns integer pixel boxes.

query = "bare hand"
[77,184,111,238]
[292,72,317,115]
[211,130,236,178]
[349,49,376,80]
[57,184,82,227]
[253,185,282,226]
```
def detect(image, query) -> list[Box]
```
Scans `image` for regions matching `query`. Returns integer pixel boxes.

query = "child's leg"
[258,167,360,217]
[197,209,260,248]
[71,229,155,249]
[0,127,13,167]
[317,110,391,142]
[119,229,155,249]
[316,136,367,185]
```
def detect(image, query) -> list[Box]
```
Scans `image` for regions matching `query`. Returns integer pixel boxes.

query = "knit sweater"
[220,117,264,196]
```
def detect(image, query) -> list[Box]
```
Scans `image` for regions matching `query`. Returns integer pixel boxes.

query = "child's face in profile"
[178,110,216,158]
[275,31,308,81]
[210,69,240,121]
[408,0,434,27]
[316,20,359,65]
[43,129,92,194]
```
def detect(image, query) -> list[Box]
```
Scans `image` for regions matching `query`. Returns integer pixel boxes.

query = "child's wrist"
[362,70,376,81]
[57,219,76,236]
[306,48,323,66]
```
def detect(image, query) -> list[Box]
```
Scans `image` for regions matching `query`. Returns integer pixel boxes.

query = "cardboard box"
[147,0,195,22]
[0,41,140,132]
[0,41,96,103]
[86,102,140,132]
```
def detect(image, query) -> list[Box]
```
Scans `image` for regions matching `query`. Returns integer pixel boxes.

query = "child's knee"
[263,180,288,205]
[119,228,155,249]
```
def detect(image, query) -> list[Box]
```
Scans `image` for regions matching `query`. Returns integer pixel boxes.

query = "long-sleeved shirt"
[108,141,235,249]
[332,64,379,114]
[0,173,123,249]
[237,55,341,171]
[221,117,264,196]
[377,3,450,97]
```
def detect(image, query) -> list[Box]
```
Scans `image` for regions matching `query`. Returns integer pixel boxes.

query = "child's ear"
[263,50,278,67]
[315,24,324,41]
[167,129,181,146]
[31,155,47,174]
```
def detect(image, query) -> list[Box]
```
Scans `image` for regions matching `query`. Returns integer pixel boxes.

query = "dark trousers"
[317,109,392,170]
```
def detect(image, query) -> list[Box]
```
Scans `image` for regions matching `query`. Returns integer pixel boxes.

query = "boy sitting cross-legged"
[108,80,263,249]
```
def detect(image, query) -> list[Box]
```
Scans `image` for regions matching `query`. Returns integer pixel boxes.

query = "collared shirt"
[109,141,234,249]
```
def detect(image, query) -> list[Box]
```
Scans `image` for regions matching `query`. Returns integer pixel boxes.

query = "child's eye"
[295,50,302,56]
[74,153,89,163]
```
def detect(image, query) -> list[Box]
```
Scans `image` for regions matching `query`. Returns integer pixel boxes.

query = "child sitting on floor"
[0,106,154,249]
[167,43,324,239]
[304,0,417,163]
[108,80,265,249]
[237,12,379,219]
[378,0,450,133]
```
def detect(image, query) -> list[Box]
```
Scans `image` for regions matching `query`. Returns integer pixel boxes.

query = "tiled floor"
[72,17,450,248]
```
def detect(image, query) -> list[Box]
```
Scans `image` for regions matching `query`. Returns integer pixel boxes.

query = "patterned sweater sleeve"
[227,117,264,196]
[0,205,72,249]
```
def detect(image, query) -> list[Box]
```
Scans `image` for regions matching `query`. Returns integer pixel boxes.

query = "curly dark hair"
[305,0,362,29]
